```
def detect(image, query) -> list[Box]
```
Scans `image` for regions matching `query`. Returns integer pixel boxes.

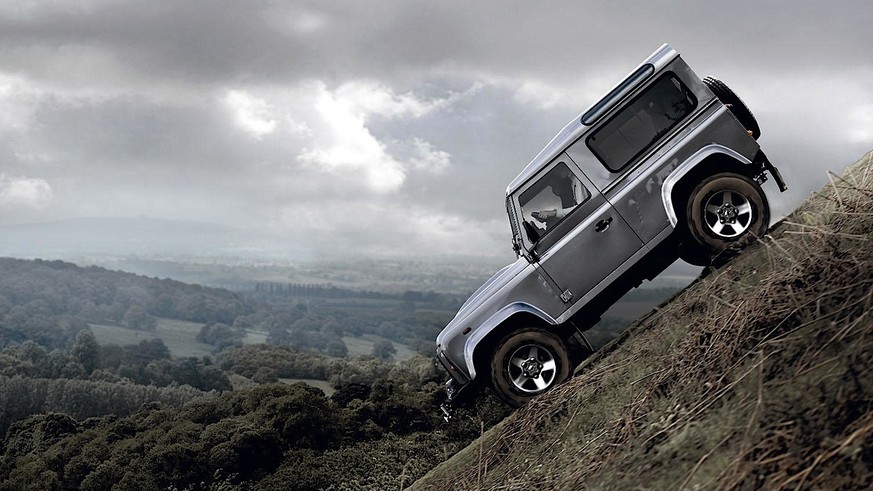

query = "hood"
[438,257,530,344]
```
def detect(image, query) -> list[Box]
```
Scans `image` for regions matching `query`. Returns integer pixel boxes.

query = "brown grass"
[410,150,873,491]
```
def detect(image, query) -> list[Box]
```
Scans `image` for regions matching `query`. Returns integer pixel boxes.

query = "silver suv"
[436,44,787,410]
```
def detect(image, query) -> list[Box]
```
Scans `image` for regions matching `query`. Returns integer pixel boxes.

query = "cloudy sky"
[0,0,871,260]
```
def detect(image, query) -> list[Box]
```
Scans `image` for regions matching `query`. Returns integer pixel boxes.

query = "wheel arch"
[464,305,571,383]
[661,144,757,229]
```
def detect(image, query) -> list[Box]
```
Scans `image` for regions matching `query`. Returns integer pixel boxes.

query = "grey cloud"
[0,2,868,109]
[1,1,870,85]
[0,0,870,259]
[375,83,579,220]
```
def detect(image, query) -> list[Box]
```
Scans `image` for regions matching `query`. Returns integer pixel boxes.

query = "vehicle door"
[515,155,644,307]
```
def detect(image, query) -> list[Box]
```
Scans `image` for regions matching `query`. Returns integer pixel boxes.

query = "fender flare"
[462,302,557,381]
[661,144,753,228]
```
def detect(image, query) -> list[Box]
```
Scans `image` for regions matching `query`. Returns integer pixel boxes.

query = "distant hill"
[411,150,873,490]
[0,256,260,350]
[0,217,308,260]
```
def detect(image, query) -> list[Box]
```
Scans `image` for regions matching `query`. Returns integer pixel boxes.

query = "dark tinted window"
[582,64,654,125]
[587,74,696,172]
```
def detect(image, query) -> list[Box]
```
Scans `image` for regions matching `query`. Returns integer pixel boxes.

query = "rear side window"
[582,64,654,125]
[587,73,697,172]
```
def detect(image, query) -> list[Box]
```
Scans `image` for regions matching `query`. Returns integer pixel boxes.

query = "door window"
[518,162,591,239]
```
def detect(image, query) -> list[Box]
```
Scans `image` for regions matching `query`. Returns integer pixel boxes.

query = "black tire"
[490,328,571,408]
[703,77,761,140]
[684,173,769,264]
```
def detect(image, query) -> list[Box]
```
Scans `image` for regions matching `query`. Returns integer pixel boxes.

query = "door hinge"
[560,290,573,303]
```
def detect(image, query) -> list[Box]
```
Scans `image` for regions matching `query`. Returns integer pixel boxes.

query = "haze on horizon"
[0,1,871,261]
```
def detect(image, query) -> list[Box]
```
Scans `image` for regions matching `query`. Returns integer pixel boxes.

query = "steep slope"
[411,150,873,490]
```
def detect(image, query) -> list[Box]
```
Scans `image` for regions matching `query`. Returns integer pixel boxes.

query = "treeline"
[253,281,461,304]
[0,258,257,350]
[0,332,230,390]
[0,374,510,489]
[218,344,441,388]
[0,330,232,434]
[0,332,441,438]
[0,376,208,437]
[0,258,454,359]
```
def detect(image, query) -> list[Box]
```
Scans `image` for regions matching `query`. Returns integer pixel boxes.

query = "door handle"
[595,216,613,233]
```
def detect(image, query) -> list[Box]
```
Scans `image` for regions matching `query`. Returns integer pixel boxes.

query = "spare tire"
[703,77,761,140]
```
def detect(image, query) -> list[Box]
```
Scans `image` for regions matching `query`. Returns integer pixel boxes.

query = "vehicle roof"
[506,43,680,196]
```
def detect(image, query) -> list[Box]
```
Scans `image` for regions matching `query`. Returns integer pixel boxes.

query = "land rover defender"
[436,44,787,411]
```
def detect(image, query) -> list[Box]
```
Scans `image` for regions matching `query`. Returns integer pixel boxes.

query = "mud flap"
[754,150,788,192]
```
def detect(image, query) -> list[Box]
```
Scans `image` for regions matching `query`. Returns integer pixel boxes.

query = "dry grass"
[410,150,873,491]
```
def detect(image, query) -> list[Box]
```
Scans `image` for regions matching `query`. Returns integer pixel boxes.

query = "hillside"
[411,150,873,490]
[0,259,477,489]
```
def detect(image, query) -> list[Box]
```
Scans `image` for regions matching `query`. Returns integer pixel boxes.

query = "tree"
[325,339,348,358]
[371,340,396,361]
[123,305,157,331]
[197,323,243,352]
[71,330,100,374]
[136,339,171,362]
[252,367,279,384]
[266,326,292,346]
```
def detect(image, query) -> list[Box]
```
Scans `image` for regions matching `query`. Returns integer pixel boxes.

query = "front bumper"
[445,377,467,402]
[436,346,474,421]
[436,346,471,388]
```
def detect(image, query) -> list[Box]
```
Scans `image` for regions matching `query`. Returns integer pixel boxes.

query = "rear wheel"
[683,172,769,264]
[490,328,571,407]
[703,77,760,139]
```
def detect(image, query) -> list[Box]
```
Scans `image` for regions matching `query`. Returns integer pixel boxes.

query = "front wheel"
[683,172,769,265]
[490,329,571,408]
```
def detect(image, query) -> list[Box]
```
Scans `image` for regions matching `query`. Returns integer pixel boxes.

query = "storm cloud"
[0,0,871,258]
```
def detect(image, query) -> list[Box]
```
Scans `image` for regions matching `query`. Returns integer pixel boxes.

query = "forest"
[0,256,656,489]
[0,257,510,489]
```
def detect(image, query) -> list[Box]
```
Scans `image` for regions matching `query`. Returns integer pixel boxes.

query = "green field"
[90,318,415,364]
[90,318,214,358]
[342,334,415,361]
[242,329,268,345]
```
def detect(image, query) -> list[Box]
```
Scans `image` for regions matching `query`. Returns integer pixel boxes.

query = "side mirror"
[522,220,541,245]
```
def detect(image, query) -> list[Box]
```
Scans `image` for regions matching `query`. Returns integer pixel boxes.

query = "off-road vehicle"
[436,44,787,412]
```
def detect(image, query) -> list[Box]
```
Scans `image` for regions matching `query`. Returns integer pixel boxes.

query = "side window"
[587,73,697,172]
[518,162,591,238]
